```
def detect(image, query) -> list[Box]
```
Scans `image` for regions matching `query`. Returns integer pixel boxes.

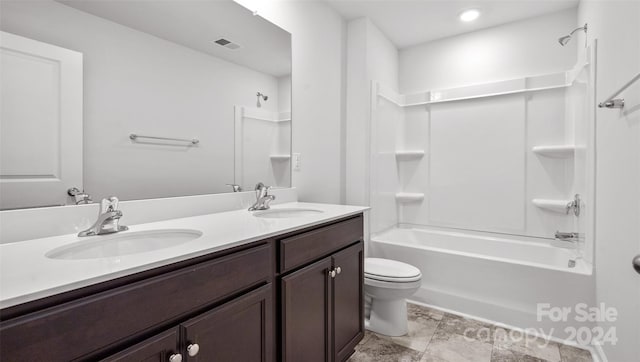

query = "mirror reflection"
[0,0,292,210]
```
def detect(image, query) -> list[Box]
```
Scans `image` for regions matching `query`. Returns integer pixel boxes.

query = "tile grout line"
[418,314,443,360]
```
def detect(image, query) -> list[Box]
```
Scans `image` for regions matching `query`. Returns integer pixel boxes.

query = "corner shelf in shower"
[532,199,572,213]
[395,150,425,160]
[395,193,424,203]
[375,70,570,107]
[532,145,575,158]
[270,155,291,161]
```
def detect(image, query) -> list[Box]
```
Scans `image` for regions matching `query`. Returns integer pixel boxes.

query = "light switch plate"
[293,153,301,171]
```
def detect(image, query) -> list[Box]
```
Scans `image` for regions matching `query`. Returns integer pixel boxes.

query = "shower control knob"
[168,353,182,362]
[633,255,640,275]
[187,343,200,357]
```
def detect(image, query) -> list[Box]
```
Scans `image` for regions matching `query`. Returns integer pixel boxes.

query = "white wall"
[235,107,291,190]
[237,1,346,204]
[387,9,581,240]
[400,8,578,93]
[345,19,369,207]
[345,18,399,208]
[278,75,292,112]
[1,1,283,201]
[577,2,640,361]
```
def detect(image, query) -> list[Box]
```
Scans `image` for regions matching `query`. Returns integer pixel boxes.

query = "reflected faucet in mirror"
[226,184,243,192]
[78,197,129,237]
[248,182,275,211]
[67,187,92,205]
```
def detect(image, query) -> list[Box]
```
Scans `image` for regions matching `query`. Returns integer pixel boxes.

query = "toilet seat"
[365,258,422,283]
[364,276,422,290]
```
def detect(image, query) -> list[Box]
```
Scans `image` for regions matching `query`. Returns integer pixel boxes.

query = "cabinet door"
[333,242,364,362]
[281,257,333,362]
[181,284,273,362]
[102,328,179,362]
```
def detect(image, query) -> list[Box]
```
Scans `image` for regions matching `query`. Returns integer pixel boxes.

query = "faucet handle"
[100,196,120,213]
[254,182,271,198]
[565,194,581,217]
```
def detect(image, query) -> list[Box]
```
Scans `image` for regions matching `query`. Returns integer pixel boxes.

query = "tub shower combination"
[369,226,594,336]
[365,42,597,342]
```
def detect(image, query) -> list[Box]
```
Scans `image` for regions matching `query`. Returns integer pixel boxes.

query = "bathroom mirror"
[0,0,292,210]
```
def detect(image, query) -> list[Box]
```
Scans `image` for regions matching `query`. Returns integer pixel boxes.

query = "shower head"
[558,23,588,46]
[256,92,268,107]
[558,35,572,46]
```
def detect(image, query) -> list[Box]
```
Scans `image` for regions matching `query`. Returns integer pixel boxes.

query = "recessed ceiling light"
[459,9,480,22]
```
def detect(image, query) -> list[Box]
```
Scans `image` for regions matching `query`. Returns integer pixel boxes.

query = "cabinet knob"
[633,254,640,274]
[187,343,200,357]
[328,269,336,278]
[168,353,182,362]
[335,266,342,275]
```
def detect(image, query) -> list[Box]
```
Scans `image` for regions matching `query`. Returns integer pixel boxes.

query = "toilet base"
[365,298,409,336]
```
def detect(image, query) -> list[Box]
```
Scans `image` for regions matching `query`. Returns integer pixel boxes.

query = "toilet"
[364,258,422,336]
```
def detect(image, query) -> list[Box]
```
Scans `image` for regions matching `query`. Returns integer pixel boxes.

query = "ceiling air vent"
[212,38,241,50]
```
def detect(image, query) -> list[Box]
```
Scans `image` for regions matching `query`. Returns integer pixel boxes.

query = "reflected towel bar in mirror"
[129,133,199,145]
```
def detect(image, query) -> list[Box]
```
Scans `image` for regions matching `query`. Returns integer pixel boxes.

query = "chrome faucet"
[67,187,92,205]
[78,197,129,237]
[226,183,243,192]
[565,194,581,217]
[248,182,275,211]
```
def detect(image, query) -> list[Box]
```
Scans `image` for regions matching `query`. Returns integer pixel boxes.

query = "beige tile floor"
[348,303,594,362]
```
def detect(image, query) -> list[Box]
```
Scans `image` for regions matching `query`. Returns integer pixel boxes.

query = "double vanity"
[0,203,367,361]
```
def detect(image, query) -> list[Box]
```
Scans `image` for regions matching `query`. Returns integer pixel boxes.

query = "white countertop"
[0,202,368,309]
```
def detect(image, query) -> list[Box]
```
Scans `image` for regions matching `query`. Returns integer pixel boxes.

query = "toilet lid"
[365,258,422,282]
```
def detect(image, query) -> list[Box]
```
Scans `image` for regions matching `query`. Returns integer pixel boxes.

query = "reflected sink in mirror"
[46,229,203,260]
[252,208,323,219]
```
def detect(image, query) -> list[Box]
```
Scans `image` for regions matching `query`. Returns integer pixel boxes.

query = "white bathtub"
[369,226,596,341]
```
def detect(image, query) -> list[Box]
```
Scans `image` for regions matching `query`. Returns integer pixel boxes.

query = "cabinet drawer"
[101,328,179,362]
[0,244,272,362]
[279,215,363,273]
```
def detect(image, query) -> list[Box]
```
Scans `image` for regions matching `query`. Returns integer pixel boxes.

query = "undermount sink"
[46,229,203,260]
[252,208,323,219]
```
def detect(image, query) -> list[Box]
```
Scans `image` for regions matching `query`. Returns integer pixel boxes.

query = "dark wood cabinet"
[0,244,272,361]
[332,243,365,362]
[281,257,333,362]
[279,216,364,273]
[182,284,273,362]
[102,328,180,362]
[280,215,364,362]
[102,285,273,362]
[0,214,364,362]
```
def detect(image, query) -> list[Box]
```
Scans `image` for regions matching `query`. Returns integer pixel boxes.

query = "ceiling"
[326,0,579,48]
[60,0,291,77]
